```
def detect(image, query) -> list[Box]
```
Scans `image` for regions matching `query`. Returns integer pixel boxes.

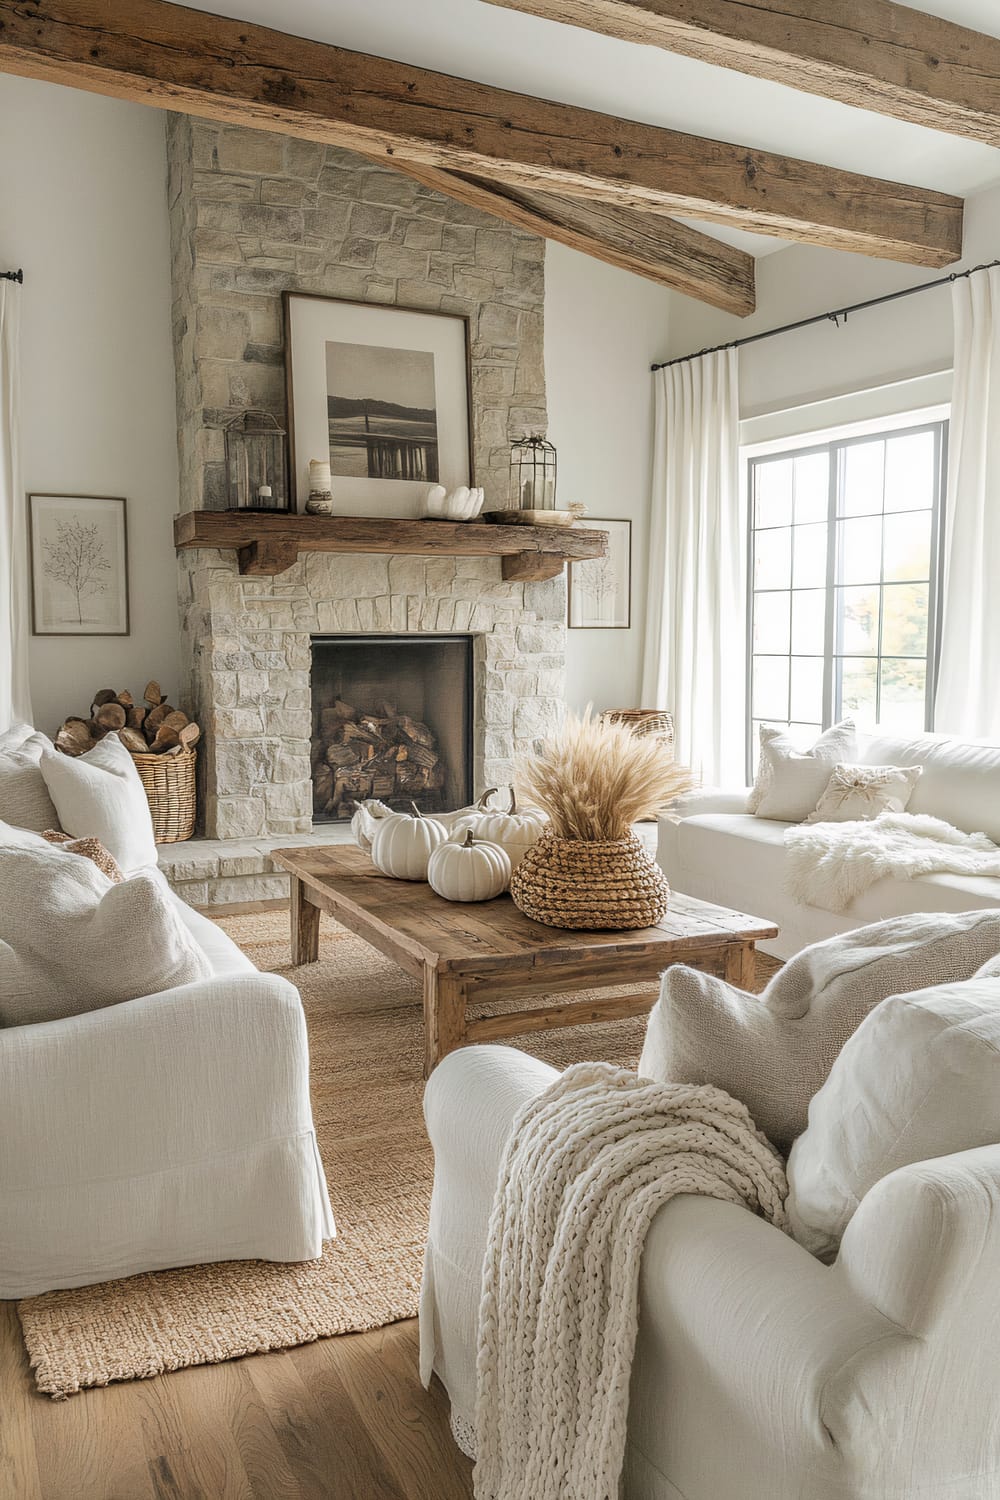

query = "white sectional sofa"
[658,731,1000,958]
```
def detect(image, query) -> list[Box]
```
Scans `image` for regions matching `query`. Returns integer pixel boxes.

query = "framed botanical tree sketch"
[568,518,632,629]
[28,493,130,636]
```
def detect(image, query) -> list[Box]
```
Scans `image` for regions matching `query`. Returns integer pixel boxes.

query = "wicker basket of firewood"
[55,681,201,844]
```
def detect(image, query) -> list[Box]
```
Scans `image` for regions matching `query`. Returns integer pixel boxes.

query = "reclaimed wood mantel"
[173,511,607,581]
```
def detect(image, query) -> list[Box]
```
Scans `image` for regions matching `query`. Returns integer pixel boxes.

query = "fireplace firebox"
[311,634,474,821]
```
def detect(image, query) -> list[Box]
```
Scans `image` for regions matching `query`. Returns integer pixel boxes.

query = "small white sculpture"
[421,484,486,522]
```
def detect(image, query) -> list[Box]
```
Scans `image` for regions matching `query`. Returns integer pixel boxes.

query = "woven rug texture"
[17,909,777,1398]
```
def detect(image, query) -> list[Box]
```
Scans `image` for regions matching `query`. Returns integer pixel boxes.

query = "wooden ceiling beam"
[0,0,962,268]
[390,161,756,315]
[483,0,1000,148]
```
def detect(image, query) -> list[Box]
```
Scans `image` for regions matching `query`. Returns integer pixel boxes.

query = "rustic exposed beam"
[0,0,962,266]
[391,160,756,315]
[483,0,1000,149]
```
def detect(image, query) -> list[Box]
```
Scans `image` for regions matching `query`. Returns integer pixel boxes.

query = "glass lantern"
[509,434,557,511]
[224,409,289,511]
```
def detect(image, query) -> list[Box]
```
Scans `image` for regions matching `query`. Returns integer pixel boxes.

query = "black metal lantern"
[224,409,289,512]
[509,433,557,511]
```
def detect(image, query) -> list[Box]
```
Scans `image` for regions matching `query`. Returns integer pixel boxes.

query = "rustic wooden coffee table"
[272,845,778,1076]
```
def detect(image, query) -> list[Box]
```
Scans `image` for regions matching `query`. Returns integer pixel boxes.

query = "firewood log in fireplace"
[312,697,446,819]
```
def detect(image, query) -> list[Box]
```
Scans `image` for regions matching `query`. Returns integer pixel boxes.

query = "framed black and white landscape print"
[283,293,472,517]
[28,493,130,636]
[568,519,632,630]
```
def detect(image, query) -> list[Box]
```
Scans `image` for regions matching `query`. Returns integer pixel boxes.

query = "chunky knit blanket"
[472,1062,789,1500]
[785,811,1000,912]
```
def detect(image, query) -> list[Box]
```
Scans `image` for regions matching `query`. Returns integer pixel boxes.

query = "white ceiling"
[179,0,1000,260]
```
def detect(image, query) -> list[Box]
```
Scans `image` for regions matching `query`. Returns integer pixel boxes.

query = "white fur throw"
[472,1063,788,1500]
[785,811,1000,912]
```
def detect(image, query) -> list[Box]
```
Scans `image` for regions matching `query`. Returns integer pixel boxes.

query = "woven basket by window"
[509,831,670,931]
[600,708,674,746]
[131,747,197,843]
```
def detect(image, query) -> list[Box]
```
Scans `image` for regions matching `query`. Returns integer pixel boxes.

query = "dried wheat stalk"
[514,706,694,841]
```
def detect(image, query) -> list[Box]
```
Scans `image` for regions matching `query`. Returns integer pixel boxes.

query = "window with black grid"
[747,421,948,775]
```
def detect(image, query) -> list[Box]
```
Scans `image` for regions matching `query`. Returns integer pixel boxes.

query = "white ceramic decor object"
[427,829,511,901]
[449,787,546,869]
[350,798,394,854]
[421,485,485,522]
[371,803,448,880]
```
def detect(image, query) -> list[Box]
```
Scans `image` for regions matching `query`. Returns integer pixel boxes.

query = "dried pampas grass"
[515,707,695,842]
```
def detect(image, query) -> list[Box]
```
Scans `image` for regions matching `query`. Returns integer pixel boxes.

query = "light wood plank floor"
[0,1303,474,1500]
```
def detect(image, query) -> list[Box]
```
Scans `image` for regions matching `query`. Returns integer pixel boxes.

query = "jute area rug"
[18,908,778,1399]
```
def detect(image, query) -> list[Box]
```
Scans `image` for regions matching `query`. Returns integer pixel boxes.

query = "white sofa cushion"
[861,732,1000,840]
[0,731,60,833]
[805,763,922,823]
[0,842,211,1027]
[751,721,856,822]
[40,733,157,874]
[639,909,1000,1153]
[787,975,1000,1260]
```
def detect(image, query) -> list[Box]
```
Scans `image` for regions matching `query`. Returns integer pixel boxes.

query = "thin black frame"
[27,492,130,638]
[282,290,475,511]
[745,420,948,780]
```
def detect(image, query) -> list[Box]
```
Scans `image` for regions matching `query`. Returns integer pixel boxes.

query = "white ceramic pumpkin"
[371,803,448,881]
[427,829,512,902]
[435,787,501,834]
[449,787,546,869]
[350,798,393,854]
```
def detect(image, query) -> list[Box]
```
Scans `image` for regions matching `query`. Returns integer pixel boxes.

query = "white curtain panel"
[641,349,745,785]
[0,280,32,732]
[935,267,1000,739]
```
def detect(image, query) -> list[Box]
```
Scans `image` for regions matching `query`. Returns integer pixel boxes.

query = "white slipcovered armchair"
[0,895,334,1298]
[421,1045,1000,1500]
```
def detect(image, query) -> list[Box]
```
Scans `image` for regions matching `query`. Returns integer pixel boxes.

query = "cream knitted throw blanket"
[472,1062,789,1500]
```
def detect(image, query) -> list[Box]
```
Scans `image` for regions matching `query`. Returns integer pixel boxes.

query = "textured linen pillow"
[806,762,922,824]
[0,843,211,1027]
[40,733,157,874]
[638,909,1000,1154]
[0,730,60,833]
[787,975,1000,1260]
[749,720,856,821]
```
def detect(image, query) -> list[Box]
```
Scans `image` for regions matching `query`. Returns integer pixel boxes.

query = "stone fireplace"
[167,115,563,842]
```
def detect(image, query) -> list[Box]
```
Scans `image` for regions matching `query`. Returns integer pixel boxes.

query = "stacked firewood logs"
[55,682,202,758]
[312,697,445,818]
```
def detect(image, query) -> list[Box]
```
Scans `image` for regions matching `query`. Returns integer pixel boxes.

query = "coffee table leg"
[423,970,468,1078]
[291,876,321,966]
[724,940,758,989]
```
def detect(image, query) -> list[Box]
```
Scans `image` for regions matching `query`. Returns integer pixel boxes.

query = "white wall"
[665,183,1000,417]
[0,74,179,735]
[545,241,670,711]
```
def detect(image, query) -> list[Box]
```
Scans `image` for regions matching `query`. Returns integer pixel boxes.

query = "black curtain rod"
[1,269,23,284]
[650,258,1000,373]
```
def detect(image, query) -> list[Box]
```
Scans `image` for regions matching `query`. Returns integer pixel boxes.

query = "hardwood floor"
[0,1303,474,1500]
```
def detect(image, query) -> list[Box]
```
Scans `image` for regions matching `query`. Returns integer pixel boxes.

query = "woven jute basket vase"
[509,831,670,931]
[131,747,197,843]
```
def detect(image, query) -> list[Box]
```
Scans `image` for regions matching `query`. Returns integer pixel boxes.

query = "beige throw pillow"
[0,731,60,833]
[0,843,211,1027]
[638,909,1000,1154]
[787,975,1000,1260]
[806,763,922,823]
[749,721,856,821]
[40,734,157,874]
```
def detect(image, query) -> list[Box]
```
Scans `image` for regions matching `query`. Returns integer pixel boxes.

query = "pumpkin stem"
[410,801,422,818]
[477,787,498,810]
[508,785,517,814]
[462,829,475,848]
